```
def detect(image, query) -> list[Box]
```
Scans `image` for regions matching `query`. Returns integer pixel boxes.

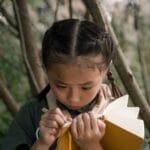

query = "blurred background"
[0,0,149,146]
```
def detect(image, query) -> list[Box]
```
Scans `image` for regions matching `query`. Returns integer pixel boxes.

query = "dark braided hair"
[107,70,123,98]
[42,19,114,69]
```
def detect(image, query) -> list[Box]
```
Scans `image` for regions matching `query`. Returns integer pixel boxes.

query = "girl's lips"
[68,105,82,110]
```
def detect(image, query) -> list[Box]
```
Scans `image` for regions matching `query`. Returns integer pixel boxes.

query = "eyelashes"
[55,85,67,89]
[55,84,93,91]
[81,86,92,90]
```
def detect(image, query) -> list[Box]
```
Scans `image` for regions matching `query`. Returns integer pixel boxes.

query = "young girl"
[2,19,115,150]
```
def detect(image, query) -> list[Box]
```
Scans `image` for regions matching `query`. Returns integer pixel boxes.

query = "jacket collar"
[46,84,113,118]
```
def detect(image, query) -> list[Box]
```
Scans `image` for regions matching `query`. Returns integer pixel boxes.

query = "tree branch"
[11,0,40,95]
[0,5,18,31]
[68,0,73,18]
[11,0,47,95]
[82,0,104,28]
[0,20,19,38]
[0,78,20,117]
[54,0,60,22]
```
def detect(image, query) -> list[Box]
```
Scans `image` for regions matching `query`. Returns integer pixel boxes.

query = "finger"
[40,120,56,134]
[41,119,59,129]
[71,118,78,138]
[41,109,50,119]
[76,114,84,136]
[40,124,58,138]
[50,128,58,135]
[82,113,91,132]
[42,108,67,126]
[97,119,106,134]
[51,108,67,122]
[88,112,99,131]
[48,114,66,127]
[67,117,72,122]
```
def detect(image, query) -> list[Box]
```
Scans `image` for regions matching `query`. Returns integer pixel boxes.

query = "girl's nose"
[67,88,80,103]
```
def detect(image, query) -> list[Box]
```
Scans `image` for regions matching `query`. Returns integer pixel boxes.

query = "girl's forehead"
[74,55,103,68]
[47,63,102,84]
[48,55,105,70]
[47,56,107,84]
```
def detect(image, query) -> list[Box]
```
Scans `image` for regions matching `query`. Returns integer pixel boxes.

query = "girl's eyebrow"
[55,80,94,85]
[54,80,67,84]
[79,81,93,86]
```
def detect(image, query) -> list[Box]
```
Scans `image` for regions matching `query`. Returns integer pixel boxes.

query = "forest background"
[0,0,149,147]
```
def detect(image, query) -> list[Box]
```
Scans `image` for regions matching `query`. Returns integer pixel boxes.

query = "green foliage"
[0,25,31,141]
[0,26,31,102]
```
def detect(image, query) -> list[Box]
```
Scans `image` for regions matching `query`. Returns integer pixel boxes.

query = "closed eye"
[82,86,92,90]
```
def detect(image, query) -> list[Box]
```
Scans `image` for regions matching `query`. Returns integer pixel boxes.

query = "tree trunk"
[0,79,19,117]
[14,0,47,94]
[82,0,104,28]
[82,0,150,129]
[69,0,73,18]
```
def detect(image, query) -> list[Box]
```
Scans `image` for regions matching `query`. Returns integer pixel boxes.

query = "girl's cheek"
[82,87,100,99]
[52,88,67,101]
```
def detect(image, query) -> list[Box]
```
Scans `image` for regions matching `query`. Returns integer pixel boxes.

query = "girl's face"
[47,62,106,110]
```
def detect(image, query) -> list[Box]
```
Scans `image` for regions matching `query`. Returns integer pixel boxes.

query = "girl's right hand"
[38,107,67,147]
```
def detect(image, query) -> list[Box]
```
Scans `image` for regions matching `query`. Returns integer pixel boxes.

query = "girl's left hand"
[70,112,105,150]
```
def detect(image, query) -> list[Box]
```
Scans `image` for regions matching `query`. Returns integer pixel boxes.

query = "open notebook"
[56,95,145,150]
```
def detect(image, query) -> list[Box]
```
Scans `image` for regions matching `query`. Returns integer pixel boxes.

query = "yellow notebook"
[56,95,144,150]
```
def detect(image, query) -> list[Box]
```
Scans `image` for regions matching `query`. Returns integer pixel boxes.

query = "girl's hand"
[70,112,105,150]
[38,107,67,148]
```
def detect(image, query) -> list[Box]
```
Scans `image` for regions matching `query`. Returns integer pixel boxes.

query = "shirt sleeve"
[1,102,37,150]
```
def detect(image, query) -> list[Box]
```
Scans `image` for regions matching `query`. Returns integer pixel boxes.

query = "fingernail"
[41,107,48,113]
